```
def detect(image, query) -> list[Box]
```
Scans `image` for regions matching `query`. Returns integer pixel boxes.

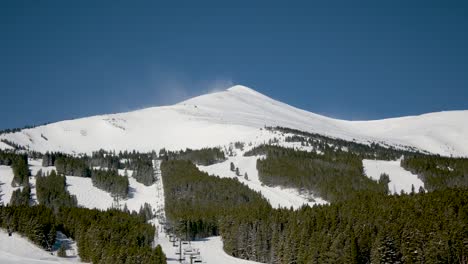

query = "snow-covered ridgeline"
[1,85,467,157]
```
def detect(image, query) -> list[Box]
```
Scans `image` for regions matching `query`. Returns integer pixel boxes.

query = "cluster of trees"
[401,155,468,191]
[10,183,31,206]
[160,147,226,166]
[221,189,468,263]
[55,156,91,177]
[130,157,154,186]
[246,145,387,202]
[269,126,422,160]
[0,205,56,250]
[59,207,165,263]
[0,150,30,187]
[11,155,30,187]
[161,160,269,240]
[42,152,66,167]
[89,149,122,170]
[0,205,166,263]
[36,170,78,210]
[43,150,156,186]
[161,159,467,263]
[91,169,129,199]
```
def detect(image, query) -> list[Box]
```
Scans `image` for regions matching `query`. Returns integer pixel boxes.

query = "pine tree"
[58,244,67,257]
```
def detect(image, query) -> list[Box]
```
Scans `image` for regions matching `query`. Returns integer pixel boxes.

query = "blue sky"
[1,1,467,129]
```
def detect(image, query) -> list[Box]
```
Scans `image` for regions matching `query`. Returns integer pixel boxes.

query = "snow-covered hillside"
[363,159,425,194]
[1,85,467,156]
[198,155,327,209]
[0,230,78,264]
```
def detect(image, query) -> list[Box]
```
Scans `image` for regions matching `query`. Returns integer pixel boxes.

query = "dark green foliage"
[131,158,154,186]
[378,173,390,194]
[0,150,19,165]
[220,189,468,263]
[44,150,157,186]
[58,244,67,257]
[161,160,270,240]
[138,202,154,221]
[0,205,56,250]
[11,155,29,187]
[246,145,386,202]
[162,147,226,166]
[90,149,122,170]
[55,156,91,177]
[58,207,166,264]
[10,185,31,206]
[41,152,66,167]
[91,169,129,199]
[161,157,467,263]
[402,155,468,191]
[0,205,167,264]
[0,150,30,187]
[36,170,78,210]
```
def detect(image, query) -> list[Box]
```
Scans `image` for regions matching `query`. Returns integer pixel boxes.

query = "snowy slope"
[0,85,466,156]
[0,230,77,264]
[363,159,425,194]
[156,234,261,264]
[198,155,327,209]
[0,165,19,205]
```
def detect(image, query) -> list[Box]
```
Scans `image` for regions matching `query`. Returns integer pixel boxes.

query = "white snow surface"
[0,85,466,156]
[65,169,161,212]
[0,230,77,264]
[0,141,13,149]
[157,234,261,264]
[198,155,327,209]
[0,165,18,205]
[363,159,425,194]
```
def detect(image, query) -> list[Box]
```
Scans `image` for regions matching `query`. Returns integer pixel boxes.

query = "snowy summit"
[1,85,467,156]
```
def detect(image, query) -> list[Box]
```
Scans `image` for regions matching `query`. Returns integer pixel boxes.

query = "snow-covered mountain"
[1,85,467,156]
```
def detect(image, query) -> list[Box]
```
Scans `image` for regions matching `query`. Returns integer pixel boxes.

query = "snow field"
[1,85,467,157]
[363,159,425,194]
[0,165,19,206]
[198,154,327,210]
[0,230,78,264]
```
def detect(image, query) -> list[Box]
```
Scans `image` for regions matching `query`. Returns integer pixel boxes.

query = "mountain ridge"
[1,85,467,156]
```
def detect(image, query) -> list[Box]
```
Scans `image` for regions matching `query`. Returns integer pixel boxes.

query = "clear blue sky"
[1,1,467,129]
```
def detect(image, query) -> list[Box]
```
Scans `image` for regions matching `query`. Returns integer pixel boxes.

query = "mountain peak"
[226,85,257,93]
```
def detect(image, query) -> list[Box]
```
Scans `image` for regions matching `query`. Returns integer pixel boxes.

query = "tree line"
[161,159,468,263]
[91,169,129,199]
[0,150,29,187]
[269,126,424,160]
[0,205,166,264]
[160,147,226,166]
[245,145,388,202]
[401,154,468,191]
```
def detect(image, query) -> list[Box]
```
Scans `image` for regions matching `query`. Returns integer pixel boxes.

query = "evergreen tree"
[58,244,67,257]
